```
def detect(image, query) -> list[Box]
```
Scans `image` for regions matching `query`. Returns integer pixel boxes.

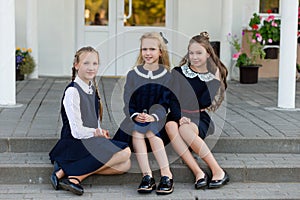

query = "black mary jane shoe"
[137,175,156,193]
[60,177,84,195]
[50,162,61,190]
[195,173,208,189]
[208,171,229,189]
[156,176,174,195]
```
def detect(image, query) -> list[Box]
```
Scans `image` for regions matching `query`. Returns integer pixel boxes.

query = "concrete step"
[0,182,300,200]
[1,137,299,154]
[0,152,299,185]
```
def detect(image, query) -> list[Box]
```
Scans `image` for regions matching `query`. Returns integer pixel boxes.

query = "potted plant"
[249,10,281,59]
[15,47,36,80]
[228,31,266,84]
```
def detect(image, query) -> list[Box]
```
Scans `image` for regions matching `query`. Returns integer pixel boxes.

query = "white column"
[220,0,233,80]
[278,0,298,108]
[0,0,16,106]
[27,0,39,79]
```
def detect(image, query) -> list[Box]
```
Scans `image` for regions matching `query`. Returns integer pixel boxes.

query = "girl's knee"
[122,147,131,159]
[145,131,155,138]
[165,121,177,130]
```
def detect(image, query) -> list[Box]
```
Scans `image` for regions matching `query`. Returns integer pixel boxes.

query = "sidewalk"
[0,77,300,200]
[0,182,300,200]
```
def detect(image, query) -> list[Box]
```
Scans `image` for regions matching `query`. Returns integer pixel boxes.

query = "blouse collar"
[74,76,94,94]
[181,64,215,82]
[134,65,168,79]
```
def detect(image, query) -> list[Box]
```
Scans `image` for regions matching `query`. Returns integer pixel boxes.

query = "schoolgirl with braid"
[165,32,229,189]
[49,46,131,195]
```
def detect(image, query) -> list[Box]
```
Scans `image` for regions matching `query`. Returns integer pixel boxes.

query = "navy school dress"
[49,82,128,176]
[167,64,221,139]
[113,65,172,151]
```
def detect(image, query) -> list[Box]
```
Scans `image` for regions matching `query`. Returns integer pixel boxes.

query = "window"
[259,0,279,13]
[124,0,166,26]
[85,0,108,26]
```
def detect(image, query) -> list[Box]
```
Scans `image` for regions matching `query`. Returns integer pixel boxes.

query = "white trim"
[130,112,139,119]
[181,65,215,82]
[263,45,280,49]
[151,114,159,121]
[134,67,168,79]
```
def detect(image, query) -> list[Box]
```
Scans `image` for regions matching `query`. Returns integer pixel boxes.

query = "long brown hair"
[179,32,228,111]
[72,46,103,122]
[135,32,171,71]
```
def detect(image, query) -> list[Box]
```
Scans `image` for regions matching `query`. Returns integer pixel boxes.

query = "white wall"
[37,0,76,76]
[15,0,27,48]
[177,0,222,39]
[15,0,76,77]
[232,0,259,36]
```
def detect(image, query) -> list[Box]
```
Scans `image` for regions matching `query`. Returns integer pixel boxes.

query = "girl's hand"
[101,129,110,139]
[179,116,191,126]
[143,113,155,122]
[134,113,155,123]
[94,128,110,138]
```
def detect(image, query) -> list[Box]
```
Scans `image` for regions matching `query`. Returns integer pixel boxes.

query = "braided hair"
[72,46,103,122]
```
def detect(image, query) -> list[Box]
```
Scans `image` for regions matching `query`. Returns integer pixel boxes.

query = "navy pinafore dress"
[49,82,128,176]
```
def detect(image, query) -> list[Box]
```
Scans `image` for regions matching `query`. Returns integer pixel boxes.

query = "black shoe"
[137,175,156,193]
[208,171,229,189]
[195,173,208,189]
[60,177,84,195]
[156,176,174,195]
[50,162,61,190]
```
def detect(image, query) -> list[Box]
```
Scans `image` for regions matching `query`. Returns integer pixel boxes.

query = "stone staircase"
[0,136,299,185]
[0,77,300,199]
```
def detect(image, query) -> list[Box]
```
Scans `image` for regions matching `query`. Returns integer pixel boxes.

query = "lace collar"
[181,64,215,82]
[134,65,167,79]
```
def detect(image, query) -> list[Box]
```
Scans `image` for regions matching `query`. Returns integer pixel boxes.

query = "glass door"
[114,0,174,76]
[78,0,174,76]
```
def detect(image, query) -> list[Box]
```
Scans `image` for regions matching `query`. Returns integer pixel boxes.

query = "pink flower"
[271,21,278,27]
[255,33,262,42]
[268,39,273,43]
[266,15,275,22]
[232,52,241,59]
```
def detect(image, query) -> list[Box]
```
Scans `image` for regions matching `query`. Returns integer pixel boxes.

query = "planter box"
[239,65,261,84]
[242,30,279,78]
[242,31,300,79]
[16,69,24,81]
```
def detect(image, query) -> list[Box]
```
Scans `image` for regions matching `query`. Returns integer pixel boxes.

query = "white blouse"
[63,76,101,139]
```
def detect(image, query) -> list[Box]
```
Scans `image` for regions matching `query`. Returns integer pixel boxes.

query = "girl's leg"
[94,147,131,174]
[165,121,205,181]
[132,131,152,176]
[145,131,172,178]
[55,169,65,179]
[68,147,131,183]
[178,123,225,180]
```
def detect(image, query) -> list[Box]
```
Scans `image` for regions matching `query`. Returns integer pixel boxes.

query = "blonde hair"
[135,32,171,71]
[71,46,103,122]
[179,32,228,111]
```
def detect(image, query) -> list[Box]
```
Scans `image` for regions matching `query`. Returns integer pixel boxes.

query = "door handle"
[124,0,132,20]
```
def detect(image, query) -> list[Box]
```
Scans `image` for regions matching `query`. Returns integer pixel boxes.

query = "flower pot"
[16,68,24,81]
[264,47,279,59]
[239,65,261,84]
